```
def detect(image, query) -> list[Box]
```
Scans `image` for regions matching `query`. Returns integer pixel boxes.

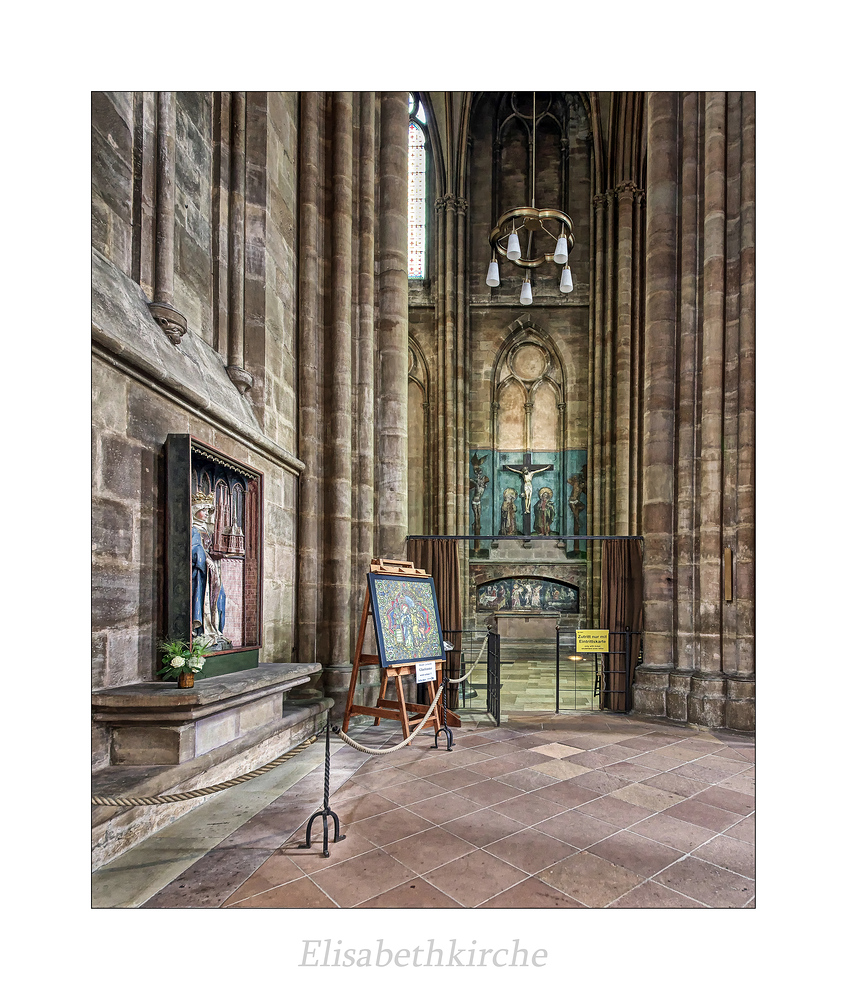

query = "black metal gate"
[555,626,641,713]
[486,629,501,725]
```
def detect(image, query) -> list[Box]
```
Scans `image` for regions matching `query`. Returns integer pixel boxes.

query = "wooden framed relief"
[166,435,263,677]
[367,572,445,667]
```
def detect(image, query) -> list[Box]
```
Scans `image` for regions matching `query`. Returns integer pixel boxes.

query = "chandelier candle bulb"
[520,278,533,305]
[486,259,500,286]
[559,265,573,293]
[506,230,521,260]
[554,235,569,264]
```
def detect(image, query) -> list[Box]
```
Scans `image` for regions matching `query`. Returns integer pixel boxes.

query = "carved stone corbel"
[226,365,254,395]
[148,301,188,346]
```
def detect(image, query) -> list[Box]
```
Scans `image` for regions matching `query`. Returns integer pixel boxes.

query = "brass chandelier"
[485,92,575,305]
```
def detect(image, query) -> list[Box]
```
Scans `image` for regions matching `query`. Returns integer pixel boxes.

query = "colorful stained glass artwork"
[369,574,444,665]
[408,120,426,278]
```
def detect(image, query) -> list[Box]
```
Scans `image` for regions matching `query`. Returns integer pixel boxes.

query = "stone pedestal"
[93,663,321,765]
[687,672,728,729]
[631,665,670,717]
[492,612,559,639]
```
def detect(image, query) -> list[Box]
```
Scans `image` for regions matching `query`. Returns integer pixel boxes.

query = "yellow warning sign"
[576,629,609,652]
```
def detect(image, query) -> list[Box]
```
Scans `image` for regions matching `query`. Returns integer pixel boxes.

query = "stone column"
[668,91,700,720]
[443,195,458,535]
[149,91,187,344]
[634,91,679,718]
[376,92,409,558]
[728,91,756,731]
[296,92,322,669]
[327,92,354,672]
[690,91,728,728]
[226,92,253,394]
[614,182,635,534]
[602,189,615,533]
[356,93,376,577]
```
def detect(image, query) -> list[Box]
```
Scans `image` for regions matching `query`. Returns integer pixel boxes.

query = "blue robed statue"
[191,493,228,645]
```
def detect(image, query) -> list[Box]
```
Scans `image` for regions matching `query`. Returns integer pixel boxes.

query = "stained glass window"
[408,94,426,279]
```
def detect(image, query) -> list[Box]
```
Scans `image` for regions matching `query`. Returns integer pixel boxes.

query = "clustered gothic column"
[148,91,188,344]
[376,92,410,559]
[225,92,253,394]
[295,92,409,717]
[632,92,755,730]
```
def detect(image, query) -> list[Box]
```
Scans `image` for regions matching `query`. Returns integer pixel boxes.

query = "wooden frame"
[341,560,460,739]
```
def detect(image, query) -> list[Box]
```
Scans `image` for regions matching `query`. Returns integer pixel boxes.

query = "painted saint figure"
[191,492,230,648]
[567,464,587,535]
[503,462,554,514]
[469,453,489,538]
[499,487,518,536]
[533,486,555,535]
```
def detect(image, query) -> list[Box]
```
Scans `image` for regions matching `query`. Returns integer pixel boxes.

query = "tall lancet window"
[408,93,427,278]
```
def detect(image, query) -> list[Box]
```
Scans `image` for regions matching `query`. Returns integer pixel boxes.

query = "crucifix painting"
[502,452,554,535]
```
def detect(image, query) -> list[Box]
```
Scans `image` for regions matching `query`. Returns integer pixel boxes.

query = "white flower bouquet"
[157,637,214,680]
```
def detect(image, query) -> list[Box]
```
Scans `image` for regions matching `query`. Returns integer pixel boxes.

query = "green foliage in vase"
[156,636,215,680]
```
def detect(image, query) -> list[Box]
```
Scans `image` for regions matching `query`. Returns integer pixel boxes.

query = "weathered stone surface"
[92,496,133,560]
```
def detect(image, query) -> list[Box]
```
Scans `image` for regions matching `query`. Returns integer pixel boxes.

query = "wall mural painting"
[189,445,262,652]
[477,577,579,613]
[369,574,445,666]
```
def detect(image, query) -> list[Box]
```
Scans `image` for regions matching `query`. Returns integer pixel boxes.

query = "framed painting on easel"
[368,572,445,667]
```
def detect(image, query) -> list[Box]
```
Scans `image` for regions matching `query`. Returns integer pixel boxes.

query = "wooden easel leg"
[373,671,389,726]
[343,594,373,733]
[395,674,411,740]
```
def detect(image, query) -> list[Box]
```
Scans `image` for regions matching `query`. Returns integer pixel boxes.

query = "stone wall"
[92,92,303,770]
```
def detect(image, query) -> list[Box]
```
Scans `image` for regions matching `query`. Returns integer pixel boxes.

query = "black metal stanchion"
[433,664,454,751]
[298,721,345,858]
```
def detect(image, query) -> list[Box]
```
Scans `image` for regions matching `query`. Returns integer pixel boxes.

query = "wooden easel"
[341,559,461,738]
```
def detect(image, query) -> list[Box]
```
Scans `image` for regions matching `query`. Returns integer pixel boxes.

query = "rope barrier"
[91,734,318,807]
[333,684,445,755]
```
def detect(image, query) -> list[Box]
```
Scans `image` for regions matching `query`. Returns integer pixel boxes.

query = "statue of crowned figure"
[190,492,232,650]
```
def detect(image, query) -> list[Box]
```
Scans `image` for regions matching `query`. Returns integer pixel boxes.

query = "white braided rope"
[445,638,488,685]
[334,684,445,755]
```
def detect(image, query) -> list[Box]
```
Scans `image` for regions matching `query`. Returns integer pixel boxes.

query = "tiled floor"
[97,712,754,909]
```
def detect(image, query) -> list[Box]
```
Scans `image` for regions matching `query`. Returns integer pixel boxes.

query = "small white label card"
[416,660,437,683]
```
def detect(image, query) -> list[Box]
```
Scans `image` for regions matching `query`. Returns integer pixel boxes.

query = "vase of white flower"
[157,637,214,687]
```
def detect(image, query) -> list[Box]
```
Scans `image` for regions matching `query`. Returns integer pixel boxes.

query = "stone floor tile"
[395,755,462,778]
[662,799,739,832]
[355,877,462,907]
[464,755,530,778]
[698,755,752,776]
[507,734,562,750]
[441,807,526,847]
[140,846,272,908]
[225,875,338,908]
[221,850,305,905]
[652,856,754,908]
[450,733,496,747]
[668,761,745,784]
[473,727,524,743]
[346,806,434,847]
[567,746,636,766]
[723,814,755,844]
[537,851,642,907]
[342,766,413,791]
[534,780,603,808]
[531,759,592,780]
[629,814,718,853]
[692,834,755,878]
[309,849,417,907]
[534,809,619,849]
[490,788,568,825]
[332,792,399,824]
[455,778,525,807]
[588,830,683,878]
[603,761,662,782]
[576,794,654,828]
[407,791,482,824]
[609,783,684,813]
[484,828,577,874]
[424,850,527,907]
[478,876,585,908]
[624,750,687,772]
[279,828,377,874]
[532,743,587,759]
[608,881,706,908]
[382,826,476,875]
[642,771,711,798]
[690,786,755,816]
[380,776,448,806]
[717,772,755,795]
[425,765,489,789]
[569,770,630,794]
[497,767,560,791]
[446,746,502,764]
